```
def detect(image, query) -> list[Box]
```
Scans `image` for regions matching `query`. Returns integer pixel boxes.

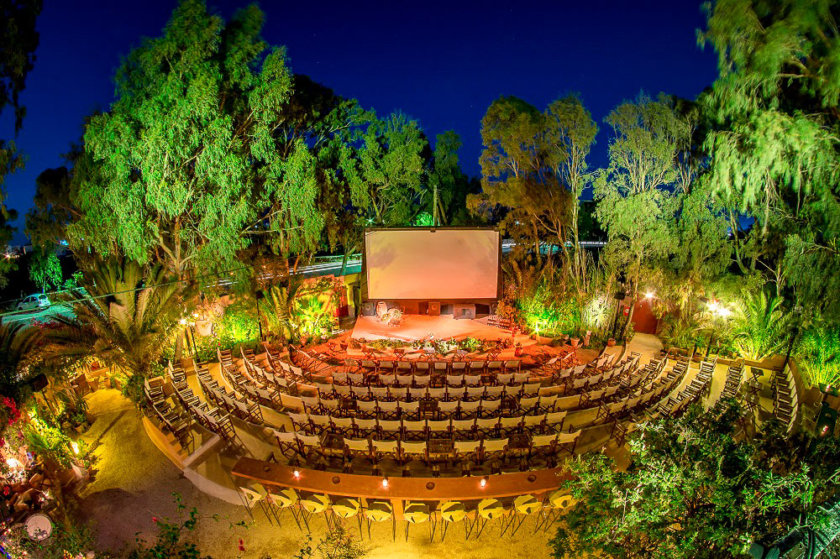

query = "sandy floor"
[76,391,555,558]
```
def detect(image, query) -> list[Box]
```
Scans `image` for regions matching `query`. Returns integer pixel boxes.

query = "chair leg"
[287,506,303,531]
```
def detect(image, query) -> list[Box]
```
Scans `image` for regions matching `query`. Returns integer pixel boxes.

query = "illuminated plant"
[797,323,840,388]
[729,291,789,361]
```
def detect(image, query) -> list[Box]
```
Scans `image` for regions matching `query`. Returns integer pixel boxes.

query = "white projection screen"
[365,229,500,300]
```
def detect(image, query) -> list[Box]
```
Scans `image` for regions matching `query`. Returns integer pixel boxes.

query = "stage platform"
[351,314,514,342]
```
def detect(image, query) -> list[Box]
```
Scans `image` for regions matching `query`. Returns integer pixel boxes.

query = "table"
[24,513,52,541]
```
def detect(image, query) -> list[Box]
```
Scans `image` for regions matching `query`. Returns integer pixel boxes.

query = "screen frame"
[362,226,502,302]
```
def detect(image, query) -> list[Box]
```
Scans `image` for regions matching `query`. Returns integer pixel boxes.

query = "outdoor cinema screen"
[365,229,500,300]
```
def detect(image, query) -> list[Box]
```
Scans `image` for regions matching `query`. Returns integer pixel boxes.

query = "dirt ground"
[75,390,555,558]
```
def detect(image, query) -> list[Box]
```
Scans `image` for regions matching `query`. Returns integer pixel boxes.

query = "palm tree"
[797,323,840,387]
[43,259,184,386]
[729,291,789,361]
[0,322,42,397]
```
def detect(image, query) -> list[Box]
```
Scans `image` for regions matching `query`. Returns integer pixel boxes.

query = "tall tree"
[474,96,572,267]
[44,259,183,392]
[0,0,42,285]
[69,0,324,278]
[422,131,476,227]
[28,246,62,292]
[594,93,687,337]
[337,111,427,227]
[545,95,598,292]
[700,0,840,320]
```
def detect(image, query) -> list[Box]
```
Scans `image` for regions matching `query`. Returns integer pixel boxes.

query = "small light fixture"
[480,476,488,488]
[71,442,79,455]
[382,477,389,488]
[645,291,655,300]
[179,318,187,325]
[292,469,300,480]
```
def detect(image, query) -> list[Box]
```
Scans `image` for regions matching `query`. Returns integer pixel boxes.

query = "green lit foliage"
[472,96,573,266]
[729,290,790,361]
[517,282,585,338]
[292,295,335,340]
[796,321,840,387]
[21,406,79,469]
[700,0,840,320]
[28,246,62,292]
[552,400,839,559]
[214,299,260,348]
[261,277,337,343]
[546,94,599,292]
[70,0,324,277]
[413,211,434,227]
[337,111,427,227]
[593,93,687,337]
[44,259,183,392]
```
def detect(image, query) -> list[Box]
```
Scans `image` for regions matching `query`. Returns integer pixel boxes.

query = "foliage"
[295,525,367,559]
[336,111,427,228]
[0,0,40,287]
[729,290,789,361]
[552,400,840,559]
[260,278,337,343]
[593,93,687,337]
[128,493,208,559]
[420,130,479,227]
[0,321,41,398]
[546,94,599,292]
[68,0,324,277]
[796,321,840,387]
[472,96,572,267]
[700,0,840,321]
[42,259,183,400]
[517,283,582,338]
[0,519,96,559]
[20,405,80,469]
[214,299,260,349]
[28,247,62,292]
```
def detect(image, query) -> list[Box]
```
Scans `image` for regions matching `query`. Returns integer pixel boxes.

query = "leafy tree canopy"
[28,246,62,292]
[553,400,840,559]
[69,0,324,277]
[700,0,840,321]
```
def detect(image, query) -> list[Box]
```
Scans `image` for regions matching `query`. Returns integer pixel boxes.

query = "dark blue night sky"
[2,0,718,244]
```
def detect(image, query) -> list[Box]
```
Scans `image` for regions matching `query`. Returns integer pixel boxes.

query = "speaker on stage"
[428,301,440,316]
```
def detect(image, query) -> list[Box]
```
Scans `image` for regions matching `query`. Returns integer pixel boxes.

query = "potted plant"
[570,337,580,348]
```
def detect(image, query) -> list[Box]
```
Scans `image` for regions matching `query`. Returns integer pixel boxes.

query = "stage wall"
[365,229,499,300]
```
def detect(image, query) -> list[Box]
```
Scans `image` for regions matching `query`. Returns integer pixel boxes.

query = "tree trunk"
[621,256,642,341]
